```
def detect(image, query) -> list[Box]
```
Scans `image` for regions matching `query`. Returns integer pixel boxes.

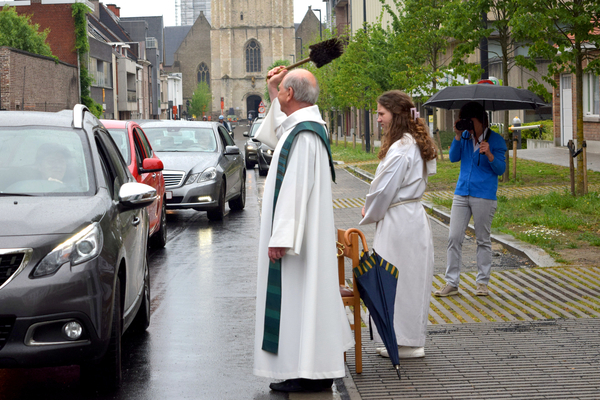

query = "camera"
[455,119,474,132]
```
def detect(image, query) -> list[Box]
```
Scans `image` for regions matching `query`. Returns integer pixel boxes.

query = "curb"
[345,164,557,268]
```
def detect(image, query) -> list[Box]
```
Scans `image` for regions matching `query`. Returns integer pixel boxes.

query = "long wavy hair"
[377,90,437,162]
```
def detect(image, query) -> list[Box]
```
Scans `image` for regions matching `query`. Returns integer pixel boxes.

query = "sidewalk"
[331,162,600,399]
[511,146,600,172]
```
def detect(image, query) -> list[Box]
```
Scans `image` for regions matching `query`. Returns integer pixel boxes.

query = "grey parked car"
[0,105,157,390]
[140,120,246,221]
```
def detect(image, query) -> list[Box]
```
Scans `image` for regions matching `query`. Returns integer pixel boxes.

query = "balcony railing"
[127,90,136,103]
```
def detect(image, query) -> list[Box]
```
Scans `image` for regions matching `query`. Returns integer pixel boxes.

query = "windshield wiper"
[0,192,34,197]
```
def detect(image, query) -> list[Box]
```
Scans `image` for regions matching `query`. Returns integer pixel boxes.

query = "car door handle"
[132,216,141,226]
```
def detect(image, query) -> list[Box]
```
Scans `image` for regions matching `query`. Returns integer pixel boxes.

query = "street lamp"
[295,37,303,59]
[313,8,322,40]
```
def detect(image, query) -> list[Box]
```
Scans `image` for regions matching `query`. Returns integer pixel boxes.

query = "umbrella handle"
[344,228,369,252]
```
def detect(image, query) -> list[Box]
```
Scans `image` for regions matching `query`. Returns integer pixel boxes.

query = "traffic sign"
[258,105,266,114]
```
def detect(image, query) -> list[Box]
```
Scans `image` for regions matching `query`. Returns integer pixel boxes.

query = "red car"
[102,120,167,248]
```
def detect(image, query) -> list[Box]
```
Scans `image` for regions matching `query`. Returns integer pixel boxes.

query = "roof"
[139,120,217,128]
[164,26,193,67]
[100,119,136,129]
[1,108,98,129]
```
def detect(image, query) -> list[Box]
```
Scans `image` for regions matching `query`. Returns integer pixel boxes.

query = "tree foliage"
[0,5,55,59]
[188,82,212,119]
[72,3,102,117]
[512,0,600,195]
[447,0,529,88]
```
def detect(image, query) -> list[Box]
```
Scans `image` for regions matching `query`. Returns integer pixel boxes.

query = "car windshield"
[106,128,131,164]
[0,127,94,196]
[143,127,217,152]
[249,120,263,138]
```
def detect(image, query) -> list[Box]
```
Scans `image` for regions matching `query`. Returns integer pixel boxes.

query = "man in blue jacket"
[434,101,506,297]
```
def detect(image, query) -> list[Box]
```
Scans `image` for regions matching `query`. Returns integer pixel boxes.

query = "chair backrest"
[337,228,368,288]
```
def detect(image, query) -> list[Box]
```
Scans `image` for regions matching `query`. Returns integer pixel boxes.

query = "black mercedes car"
[243,118,273,175]
[0,105,158,390]
[243,118,263,169]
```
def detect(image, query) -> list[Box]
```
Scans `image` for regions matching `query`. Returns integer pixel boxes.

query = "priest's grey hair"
[283,71,319,104]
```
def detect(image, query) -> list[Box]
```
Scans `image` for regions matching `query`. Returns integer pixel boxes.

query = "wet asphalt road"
[0,127,294,400]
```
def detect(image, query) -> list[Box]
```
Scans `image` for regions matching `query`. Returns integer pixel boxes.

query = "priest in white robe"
[253,66,353,393]
[360,90,437,359]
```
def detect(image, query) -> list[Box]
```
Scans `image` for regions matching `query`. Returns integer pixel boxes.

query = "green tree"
[512,0,600,195]
[448,0,532,180]
[188,82,212,119]
[72,3,102,117]
[264,59,290,104]
[0,5,54,59]
[382,0,467,134]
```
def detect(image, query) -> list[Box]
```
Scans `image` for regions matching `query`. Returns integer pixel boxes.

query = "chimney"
[106,4,120,17]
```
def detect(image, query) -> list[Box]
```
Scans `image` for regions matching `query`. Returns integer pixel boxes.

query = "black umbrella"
[423,83,547,111]
[346,229,402,379]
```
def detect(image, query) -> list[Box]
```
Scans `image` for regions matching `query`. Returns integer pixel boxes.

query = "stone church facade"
[171,0,295,120]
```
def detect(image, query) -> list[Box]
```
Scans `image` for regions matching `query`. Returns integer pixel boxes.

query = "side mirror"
[243,131,249,137]
[224,145,240,155]
[140,157,164,173]
[119,182,157,210]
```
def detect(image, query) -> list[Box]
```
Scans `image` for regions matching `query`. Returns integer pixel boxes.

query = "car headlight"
[185,173,199,185]
[266,149,273,156]
[33,223,103,277]
[199,167,217,182]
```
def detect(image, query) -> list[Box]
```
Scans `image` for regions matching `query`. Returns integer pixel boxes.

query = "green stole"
[261,121,336,354]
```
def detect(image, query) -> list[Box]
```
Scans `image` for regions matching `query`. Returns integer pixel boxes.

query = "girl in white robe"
[359,90,437,358]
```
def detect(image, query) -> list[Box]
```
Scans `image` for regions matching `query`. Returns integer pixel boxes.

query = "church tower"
[210,0,295,119]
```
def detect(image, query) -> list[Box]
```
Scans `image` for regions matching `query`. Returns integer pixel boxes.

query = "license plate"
[166,191,173,200]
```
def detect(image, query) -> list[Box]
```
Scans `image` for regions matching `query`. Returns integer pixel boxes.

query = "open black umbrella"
[346,229,402,379]
[423,83,547,111]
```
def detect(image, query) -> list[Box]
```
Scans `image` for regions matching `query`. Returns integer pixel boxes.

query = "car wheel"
[80,276,122,391]
[130,256,151,332]
[149,200,167,249]
[229,174,246,211]
[258,162,268,176]
[207,182,226,221]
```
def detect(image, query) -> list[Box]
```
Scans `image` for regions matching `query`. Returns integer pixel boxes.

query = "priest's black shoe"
[269,378,334,392]
[269,379,304,392]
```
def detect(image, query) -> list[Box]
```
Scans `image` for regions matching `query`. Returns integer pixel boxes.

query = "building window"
[584,73,600,116]
[197,63,210,86]
[88,57,112,88]
[245,40,261,73]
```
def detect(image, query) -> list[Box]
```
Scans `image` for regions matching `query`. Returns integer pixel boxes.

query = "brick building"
[1,0,159,119]
[552,57,600,151]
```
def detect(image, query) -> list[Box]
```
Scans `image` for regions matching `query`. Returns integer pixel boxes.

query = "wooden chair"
[337,228,367,374]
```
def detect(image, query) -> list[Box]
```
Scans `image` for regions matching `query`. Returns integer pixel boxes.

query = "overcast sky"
[116,0,326,27]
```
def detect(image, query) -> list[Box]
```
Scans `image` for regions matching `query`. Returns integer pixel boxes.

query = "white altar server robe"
[359,134,435,347]
[253,101,354,379]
